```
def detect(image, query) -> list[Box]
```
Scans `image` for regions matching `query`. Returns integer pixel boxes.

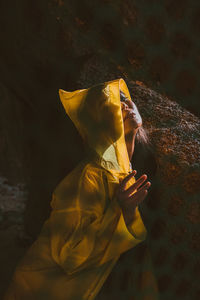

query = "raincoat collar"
[59,78,133,175]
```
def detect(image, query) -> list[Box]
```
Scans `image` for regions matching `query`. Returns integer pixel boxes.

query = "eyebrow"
[120,90,129,102]
[120,90,126,102]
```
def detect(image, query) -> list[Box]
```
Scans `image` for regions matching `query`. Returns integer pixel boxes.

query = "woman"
[4,78,154,300]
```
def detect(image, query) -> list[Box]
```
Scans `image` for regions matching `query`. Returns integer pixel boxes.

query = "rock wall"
[78,57,200,299]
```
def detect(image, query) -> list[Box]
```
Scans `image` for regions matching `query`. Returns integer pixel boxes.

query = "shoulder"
[80,162,105,189]
[53,162,105,199]
[82,162,118,188]
[71,162,108,215]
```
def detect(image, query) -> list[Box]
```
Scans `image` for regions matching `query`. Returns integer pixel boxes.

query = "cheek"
[121,108,126,120]
[132,103,140,115]
[123,118,134,131]
[102,108,122,138]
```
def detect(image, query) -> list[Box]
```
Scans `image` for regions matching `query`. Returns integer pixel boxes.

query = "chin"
[124,118,136,126]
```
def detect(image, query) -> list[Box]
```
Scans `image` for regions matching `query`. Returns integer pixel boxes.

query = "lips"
[122,107,135,120]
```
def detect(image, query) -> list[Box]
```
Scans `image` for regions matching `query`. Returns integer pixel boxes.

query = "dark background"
[0,0,200,299]
[1,0,200,185]
[1,0,200,115]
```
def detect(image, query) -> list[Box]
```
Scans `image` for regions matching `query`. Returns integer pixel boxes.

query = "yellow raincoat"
[4,78,150,300]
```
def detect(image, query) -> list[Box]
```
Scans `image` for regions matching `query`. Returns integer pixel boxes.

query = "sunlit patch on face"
[120,89,142,129]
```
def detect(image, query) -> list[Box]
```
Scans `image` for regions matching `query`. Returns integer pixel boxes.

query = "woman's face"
[120,94,142,132]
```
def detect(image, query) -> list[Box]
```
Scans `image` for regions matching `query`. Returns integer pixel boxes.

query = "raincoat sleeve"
[49,167,147,275]
[99,197,147,265]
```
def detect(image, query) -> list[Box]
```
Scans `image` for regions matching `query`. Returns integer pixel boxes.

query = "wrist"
[121,205,135,226]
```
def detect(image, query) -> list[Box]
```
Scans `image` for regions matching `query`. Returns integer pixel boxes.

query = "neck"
[124,128,138,161]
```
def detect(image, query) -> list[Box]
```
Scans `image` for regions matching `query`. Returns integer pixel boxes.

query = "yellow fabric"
[4,78,149,300]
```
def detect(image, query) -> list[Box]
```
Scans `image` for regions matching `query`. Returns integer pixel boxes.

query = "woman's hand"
[115,170,151,225]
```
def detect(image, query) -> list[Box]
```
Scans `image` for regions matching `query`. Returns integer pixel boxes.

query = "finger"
[122,189,147,210]
[129,189,148,206]
[123,174,147,197]
[119,170,137,191]
[137,181,151,192]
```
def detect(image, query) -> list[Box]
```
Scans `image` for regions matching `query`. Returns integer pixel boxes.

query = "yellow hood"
[58,78,132,174]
